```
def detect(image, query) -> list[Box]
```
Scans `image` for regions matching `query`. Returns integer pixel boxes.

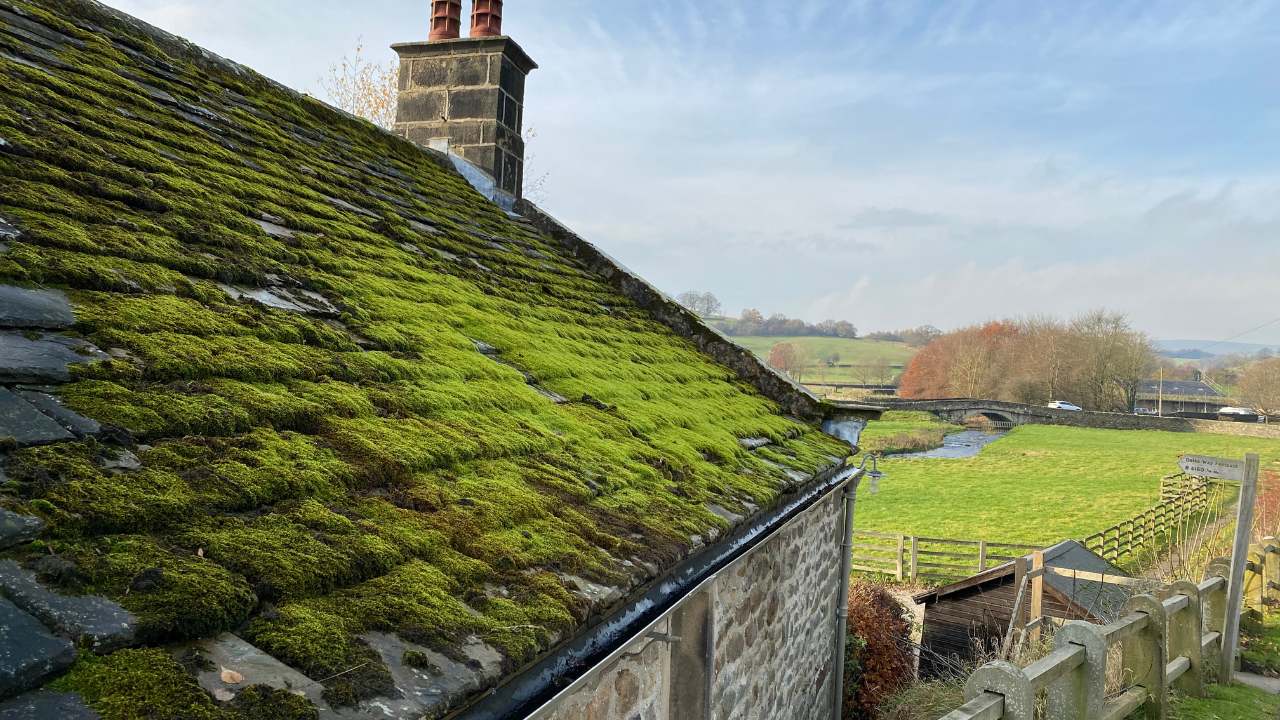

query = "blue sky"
[105,1,1280,344]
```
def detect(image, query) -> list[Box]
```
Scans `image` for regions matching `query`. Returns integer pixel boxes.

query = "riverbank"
[858,411,954,455]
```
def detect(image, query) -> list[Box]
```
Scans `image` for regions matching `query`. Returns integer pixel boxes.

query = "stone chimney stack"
[394,0,536,199]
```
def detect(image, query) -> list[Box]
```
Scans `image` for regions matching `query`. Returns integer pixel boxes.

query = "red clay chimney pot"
[429,0,463,41]
[470,0,503,37]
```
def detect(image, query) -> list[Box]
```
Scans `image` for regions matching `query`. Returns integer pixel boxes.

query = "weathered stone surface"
[178,633,326,710]
[539,618,672,720]
[0,286,74,329]
[0,690,99,719]
[737,437,771,450]
[539,491,845,720]
[0,388,73,446]
[0,560,136,653]
[0,598,76,700]
[14,391,100,438]
[0,333,107,384]
[0,217,18,241]
[361,632,505,719]
[0,511,42,552]
[559,574,625,608]
[218,284,338,317]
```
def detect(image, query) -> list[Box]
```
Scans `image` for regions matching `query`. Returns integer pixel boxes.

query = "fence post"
[978,540,988,572]
[965,661,1034,720]
[1164,580,1205,697]
[1013,556,1028,635]
[1049,622,1107,720]
[896,535,905,582]
[910,536,920,582]
[1222,454,1260,683]
[1122,595,1168,720]
[1265,538,1280,606]
[1029,551,1045,644]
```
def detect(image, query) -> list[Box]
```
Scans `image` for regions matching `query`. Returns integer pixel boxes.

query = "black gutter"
[454,463,859,720]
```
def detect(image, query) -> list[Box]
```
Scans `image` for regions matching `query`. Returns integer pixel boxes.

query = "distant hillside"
[1156,339,1279,357]
[731,336,915,384]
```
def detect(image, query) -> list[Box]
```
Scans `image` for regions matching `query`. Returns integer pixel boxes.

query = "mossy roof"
[0,0,849,716]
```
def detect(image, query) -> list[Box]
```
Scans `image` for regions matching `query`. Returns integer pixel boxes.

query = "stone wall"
[532,489,846,720]
[709,490,844,720]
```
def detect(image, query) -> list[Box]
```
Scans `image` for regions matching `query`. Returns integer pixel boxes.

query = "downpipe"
[832,455,878,720]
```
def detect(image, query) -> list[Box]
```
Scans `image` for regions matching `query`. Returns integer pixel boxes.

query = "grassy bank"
[859,411,954,455]
[854,425,1280,545]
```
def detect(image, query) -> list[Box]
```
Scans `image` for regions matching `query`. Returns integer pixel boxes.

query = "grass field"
[853,423,1280,545]
[729,336,915,383]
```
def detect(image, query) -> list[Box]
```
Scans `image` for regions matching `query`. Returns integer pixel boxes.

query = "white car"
[1047,401,1083,411]
[1218,407,1256,416]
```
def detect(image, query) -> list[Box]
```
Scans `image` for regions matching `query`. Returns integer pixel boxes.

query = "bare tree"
[1240,358,1280,417]
[320,39,399,130]
[675,291,722,317]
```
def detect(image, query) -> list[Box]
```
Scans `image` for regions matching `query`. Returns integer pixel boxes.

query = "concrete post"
[1049,622,1107,720]
[965,661,1033,720]
[1163,581,1205,697]
[1121,595,1168,720]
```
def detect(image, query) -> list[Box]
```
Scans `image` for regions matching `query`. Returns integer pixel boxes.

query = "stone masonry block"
[397,91,447,124]
[448,54,491,87]
[409,58,450,88]
[448,87,501,121]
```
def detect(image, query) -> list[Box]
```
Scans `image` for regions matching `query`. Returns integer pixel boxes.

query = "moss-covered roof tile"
[0,1,849,716]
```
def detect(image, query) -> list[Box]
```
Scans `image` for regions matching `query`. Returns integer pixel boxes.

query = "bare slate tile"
[0,510,43,552]
[0,598,76,700]
[12,391,100,438]
[0,287,74,330]
[0,333,107,384]
[178,633,327,709]
[0,690,99,720]
[0,561,137,653]
[0,388,73,447]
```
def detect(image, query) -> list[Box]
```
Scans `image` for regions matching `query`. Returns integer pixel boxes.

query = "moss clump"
[229,685,319,720]
[401,650,437,673]
[51,648,224,720]
[54,535,257,642]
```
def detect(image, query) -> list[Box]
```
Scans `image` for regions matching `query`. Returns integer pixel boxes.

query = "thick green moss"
[51,649,225,720]
[0,0,851,707]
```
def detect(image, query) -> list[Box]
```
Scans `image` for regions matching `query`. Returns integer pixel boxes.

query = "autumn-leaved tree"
[320,40,398,130]
[768,342,800,378]
[898,311,1155,411]
[1240,358,1280,417]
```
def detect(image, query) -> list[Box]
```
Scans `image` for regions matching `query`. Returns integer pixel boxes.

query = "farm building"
[1134,379,1229,416]
[913,540,1139,677]
[0,1,880,719]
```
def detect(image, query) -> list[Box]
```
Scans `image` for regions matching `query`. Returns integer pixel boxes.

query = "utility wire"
[1194,315,1280,355]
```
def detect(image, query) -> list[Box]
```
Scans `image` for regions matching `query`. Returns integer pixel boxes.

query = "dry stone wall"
[535,490,845,720]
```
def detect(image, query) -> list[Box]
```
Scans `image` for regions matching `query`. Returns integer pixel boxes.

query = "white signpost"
[1178,454,1246,482]
[1181,453,1260,681]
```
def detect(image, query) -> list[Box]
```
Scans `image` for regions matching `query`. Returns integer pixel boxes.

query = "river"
[888,429,1008,459]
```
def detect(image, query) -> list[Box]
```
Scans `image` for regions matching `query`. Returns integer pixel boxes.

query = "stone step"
[0,598,75,701]
[0,690,98,719]
[0,560,135,653]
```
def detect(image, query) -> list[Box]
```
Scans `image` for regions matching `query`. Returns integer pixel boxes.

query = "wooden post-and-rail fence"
[1082,479,1211,564]
[851,531,1041,584]
[937,543,1280,720]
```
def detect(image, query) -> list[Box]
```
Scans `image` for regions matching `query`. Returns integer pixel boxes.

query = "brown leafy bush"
[843,580,913,719]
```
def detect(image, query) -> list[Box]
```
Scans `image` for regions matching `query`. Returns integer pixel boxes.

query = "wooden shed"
[912,540,1138,677]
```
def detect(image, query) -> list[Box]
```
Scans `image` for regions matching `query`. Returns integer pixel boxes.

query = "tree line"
[899,311,1157,412]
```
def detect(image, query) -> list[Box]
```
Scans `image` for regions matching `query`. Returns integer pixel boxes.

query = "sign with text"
[1179,454,1246,481]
